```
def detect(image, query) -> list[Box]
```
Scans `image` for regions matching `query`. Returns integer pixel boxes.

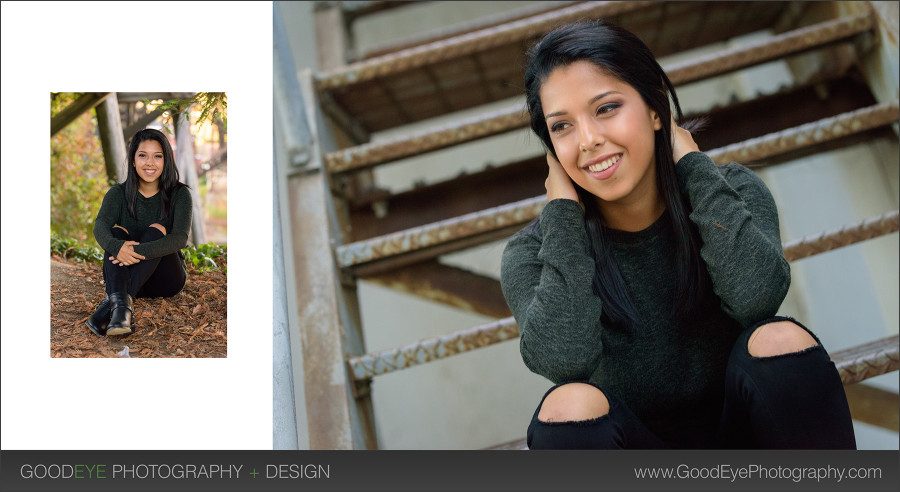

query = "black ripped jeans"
[103,226,186,298]
[526,317,857,449]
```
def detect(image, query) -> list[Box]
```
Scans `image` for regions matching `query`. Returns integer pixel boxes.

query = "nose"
[578,119,605,153]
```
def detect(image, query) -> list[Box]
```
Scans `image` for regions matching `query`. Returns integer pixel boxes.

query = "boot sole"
[106,327,133,337]
[85,320,107,337]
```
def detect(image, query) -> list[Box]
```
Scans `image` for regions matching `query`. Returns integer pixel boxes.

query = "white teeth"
[587,155,619,173]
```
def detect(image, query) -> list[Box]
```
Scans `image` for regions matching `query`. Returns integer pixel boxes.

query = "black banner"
[1,450,897,491]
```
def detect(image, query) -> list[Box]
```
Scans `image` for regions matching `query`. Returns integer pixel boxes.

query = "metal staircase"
[275,1,899,449]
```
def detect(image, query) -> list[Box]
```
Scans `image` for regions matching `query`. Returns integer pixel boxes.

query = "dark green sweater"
[500,151,790,447]
[93,184,193,260]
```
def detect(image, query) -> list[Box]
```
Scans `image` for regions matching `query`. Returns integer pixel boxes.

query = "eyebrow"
[544,91,622,120]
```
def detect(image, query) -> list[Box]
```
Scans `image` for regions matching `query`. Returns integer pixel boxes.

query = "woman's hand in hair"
[545,152,581,205]
[111,241,145,266]
[671,116,700,164]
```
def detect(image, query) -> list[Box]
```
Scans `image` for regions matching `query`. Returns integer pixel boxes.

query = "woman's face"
[540,61,662,208]
[133,139,165,186]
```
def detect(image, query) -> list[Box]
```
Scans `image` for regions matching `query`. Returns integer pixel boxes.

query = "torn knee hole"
[748,320,818,358]
[538,383,610,423]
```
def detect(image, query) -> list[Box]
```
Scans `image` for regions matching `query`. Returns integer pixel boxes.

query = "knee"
[149,223,167,236]
[111,225,129,238]
[747,320,818,358]
[538,383,609,423]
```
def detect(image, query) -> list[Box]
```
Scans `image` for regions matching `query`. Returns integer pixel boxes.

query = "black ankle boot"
[85,294,111,337]
[106,292,134,337]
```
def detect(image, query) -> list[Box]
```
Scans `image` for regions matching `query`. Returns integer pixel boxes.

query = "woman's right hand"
[545,152,581,204]
[112,241,145,266]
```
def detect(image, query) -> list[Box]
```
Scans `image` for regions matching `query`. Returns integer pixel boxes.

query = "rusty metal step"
[323,12,874,174]
[484,334,900,450]
[346,212,898,381]
[333,101,900,273]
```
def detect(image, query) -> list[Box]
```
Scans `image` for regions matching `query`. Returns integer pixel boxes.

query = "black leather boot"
[106,292,134,337]
[85,294,111,337]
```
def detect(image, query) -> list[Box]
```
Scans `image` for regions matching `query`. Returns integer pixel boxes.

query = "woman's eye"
[550,122,569,133]
[597,103,621,115]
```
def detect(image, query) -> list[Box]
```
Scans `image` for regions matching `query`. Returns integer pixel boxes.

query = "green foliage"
[182,242,227,273]
[51,232,103,265]
[142,92,227,131]
[50,92,110,248]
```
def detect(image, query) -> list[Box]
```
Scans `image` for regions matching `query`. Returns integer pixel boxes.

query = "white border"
[1,1,273,449]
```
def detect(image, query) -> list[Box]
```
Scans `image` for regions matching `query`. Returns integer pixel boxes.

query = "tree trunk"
[175,109,207,245]
[96,93,127,183]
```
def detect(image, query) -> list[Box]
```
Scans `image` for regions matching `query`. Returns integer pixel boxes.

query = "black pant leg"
[718,316,856,449]
[526,381,669,449]
[103,226,132,295]
[126,227,186,299]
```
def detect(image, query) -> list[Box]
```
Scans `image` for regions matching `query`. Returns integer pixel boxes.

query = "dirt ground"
[50,255,227,358]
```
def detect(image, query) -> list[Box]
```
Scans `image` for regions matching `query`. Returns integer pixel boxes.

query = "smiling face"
[133,139,164,186]
[541,60,662,212]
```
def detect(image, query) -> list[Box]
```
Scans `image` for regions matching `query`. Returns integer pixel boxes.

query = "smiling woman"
[500,20,857,450]
[87,128,193,338]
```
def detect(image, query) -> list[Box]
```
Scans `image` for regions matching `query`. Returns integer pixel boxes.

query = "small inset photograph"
[50,92,227,358]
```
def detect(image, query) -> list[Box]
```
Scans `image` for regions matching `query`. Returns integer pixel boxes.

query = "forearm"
[676,152,790,326]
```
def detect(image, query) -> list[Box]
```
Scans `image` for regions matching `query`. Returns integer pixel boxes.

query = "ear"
[650,110,662,131]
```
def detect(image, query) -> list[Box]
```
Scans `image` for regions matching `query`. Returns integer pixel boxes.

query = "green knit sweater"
[500,151,790,447]
[93,184,193,260]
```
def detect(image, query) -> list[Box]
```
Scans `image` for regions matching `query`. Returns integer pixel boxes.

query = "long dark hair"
[524,20,709,327]
[123,128,186,220]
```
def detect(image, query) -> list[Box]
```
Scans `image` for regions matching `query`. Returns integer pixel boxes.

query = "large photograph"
[273,1,898,450]
[50,92,228,358]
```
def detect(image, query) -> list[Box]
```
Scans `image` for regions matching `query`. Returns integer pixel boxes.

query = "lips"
[142,168,158,176]
[582,153,622,180]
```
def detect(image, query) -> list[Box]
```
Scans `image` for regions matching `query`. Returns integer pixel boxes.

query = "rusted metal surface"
[832,335,900,386]
[345,209,899,380]
[346,317,519,380]
[315,1,655,90]
[844,383,900,432]
[334,102,899,269]
[357,1,581,61]
[783,210,900,262]
[324,20,881,174]
[326,105,527,174]
[364,259,511,319]
[708,100,900,165]
[665,12,873,84]
[336,196,546,268]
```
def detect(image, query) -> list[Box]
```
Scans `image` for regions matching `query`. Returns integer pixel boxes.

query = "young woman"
[500,20,856,449]
[86,128,193,337]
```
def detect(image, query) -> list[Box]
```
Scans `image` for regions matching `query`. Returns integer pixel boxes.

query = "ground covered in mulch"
[50,256,227,358]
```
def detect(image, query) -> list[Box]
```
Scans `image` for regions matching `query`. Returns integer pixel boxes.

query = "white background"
[1,1,273,449]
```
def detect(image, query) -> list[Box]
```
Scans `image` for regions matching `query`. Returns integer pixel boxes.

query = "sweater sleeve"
[500,198,606,383]
[675,151,790,327]
[93,186,127,256]
[133,186,193,259]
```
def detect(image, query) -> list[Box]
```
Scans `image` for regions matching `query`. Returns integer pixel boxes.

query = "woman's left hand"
[671,116,699,164]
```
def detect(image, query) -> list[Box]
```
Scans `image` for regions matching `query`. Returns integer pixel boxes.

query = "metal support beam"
[844,383,900,432]
[95,93,127,183]
[50,92,110,137]
[275,10,378,445]
[363,260,510,318]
